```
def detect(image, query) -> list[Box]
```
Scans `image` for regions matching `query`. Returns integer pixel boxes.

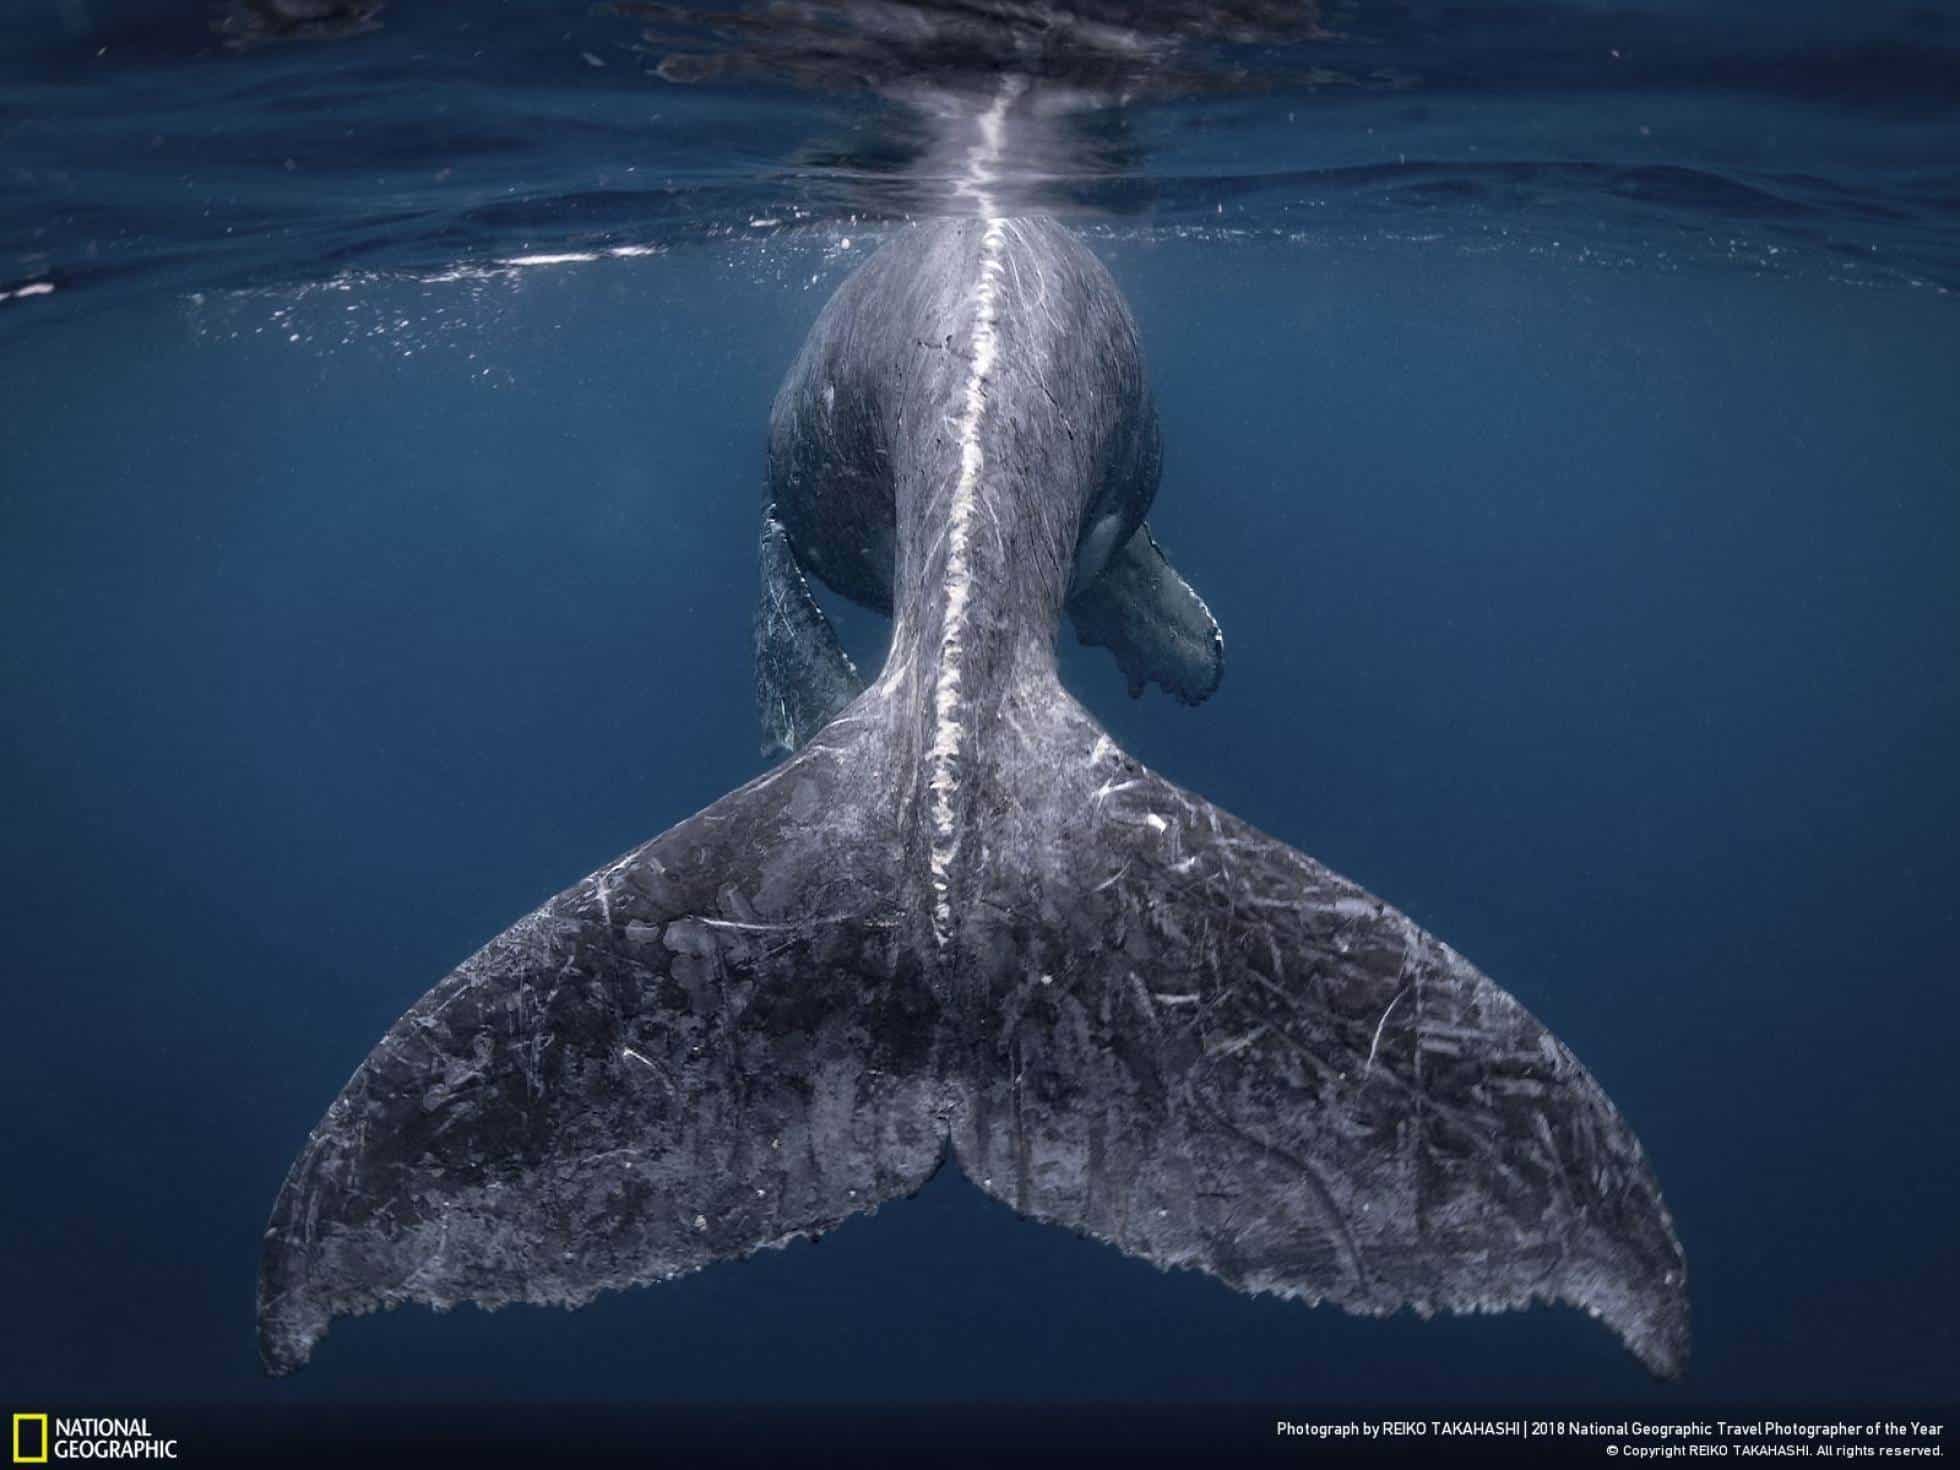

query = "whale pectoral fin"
[258,715,942,1375]
[953,747,1689,1377]
[1066,523,1224,705]
[756,504,865,757]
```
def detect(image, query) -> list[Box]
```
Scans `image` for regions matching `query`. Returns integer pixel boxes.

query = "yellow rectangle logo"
[11,1413,48,1465]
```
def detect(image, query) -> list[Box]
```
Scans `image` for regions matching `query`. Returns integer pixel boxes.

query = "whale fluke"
[953,693,1688,1379]
[258,696,942,1376]
[260,679,1686,1377]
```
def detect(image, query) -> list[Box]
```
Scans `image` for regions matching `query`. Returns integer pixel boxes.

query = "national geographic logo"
[9,1417,44,1465]
[11,1416,177,1461]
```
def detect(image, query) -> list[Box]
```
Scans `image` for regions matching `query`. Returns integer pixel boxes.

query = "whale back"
[766,217,1160,620]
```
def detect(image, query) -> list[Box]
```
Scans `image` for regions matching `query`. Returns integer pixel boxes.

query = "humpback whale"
[258,100,1688,1380]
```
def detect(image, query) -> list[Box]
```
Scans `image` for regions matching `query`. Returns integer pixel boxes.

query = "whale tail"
[260,684,1687,1378]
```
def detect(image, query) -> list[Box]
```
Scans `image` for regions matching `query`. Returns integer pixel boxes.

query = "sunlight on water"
[2,0,1954,322]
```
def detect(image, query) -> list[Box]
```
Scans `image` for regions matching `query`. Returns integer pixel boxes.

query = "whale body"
[258,212,1689,1379]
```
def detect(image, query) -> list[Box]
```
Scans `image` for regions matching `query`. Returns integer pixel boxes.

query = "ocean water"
[2,0,1956,1457]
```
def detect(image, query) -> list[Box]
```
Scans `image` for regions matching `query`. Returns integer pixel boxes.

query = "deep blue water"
[2,0,1957,1457]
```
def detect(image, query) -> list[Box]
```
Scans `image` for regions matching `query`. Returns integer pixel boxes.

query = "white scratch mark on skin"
[1208,1024,1270,1058]
[1364,985,1412,1079]
[1153,992,1201,1006]
[1000,700,1031,747]
[1092,777,1141,809]
[1144,812,1168,833]
[621,1046,657,1071]
[928,75,1023,946]
[1091,859,1133,893]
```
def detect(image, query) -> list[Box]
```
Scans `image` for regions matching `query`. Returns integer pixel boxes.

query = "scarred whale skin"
[258,211,1688,1380]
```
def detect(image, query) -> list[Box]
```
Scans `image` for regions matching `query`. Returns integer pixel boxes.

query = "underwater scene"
[2,0,1956,1463]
